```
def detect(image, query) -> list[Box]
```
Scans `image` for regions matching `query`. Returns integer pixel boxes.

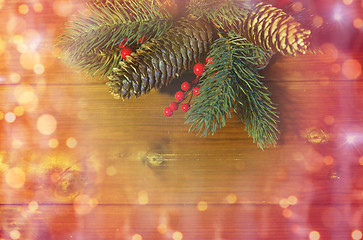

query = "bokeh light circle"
[342,59,362,80]
[5,167,26,189]
[37,114,57,135]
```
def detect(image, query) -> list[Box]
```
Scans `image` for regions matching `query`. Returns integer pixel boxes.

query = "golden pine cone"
[242,2,312,56]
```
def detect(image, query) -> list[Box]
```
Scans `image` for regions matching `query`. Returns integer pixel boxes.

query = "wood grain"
[1,1,363,239]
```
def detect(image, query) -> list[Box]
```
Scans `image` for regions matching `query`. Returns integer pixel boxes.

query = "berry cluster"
[118,35,148,59]
[164,60,209,117]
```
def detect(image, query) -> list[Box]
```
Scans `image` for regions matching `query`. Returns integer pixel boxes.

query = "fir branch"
[186,33,279,149]
[228,35,279,149]
[185,58,234,136]
[57,0,173,77]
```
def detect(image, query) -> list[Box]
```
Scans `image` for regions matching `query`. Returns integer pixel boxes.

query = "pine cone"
[107,19,215,99]
[242,2,311,56]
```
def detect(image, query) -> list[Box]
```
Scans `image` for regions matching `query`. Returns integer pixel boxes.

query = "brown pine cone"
[107,18,215,99]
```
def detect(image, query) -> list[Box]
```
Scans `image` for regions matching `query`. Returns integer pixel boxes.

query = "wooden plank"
[1,0,363,239]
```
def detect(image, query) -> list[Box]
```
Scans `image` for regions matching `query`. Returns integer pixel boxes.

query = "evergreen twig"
[56,0,173,77]
[186,33,279,149]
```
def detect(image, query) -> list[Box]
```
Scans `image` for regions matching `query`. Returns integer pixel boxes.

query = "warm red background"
[0,0,362,239]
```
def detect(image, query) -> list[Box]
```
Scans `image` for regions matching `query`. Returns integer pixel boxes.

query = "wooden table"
[1,0,362,239]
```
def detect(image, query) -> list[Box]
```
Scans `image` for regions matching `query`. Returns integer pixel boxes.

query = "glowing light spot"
[37,114,57,135]
[10,72,21,83]
[132,234,142,240]
[53,0,74,17]
[20,50,41,70]
[66,137,78,148]
[172,231,183,240]
[106,166,117,176]
[18,44,30,55]
[18,4,29,14]
[12,139,24,149]
[89,198,98,207]
[23,29,41,51]
[320,43,338,63]
[28,201,39,212]
[226,193,237,204]
[324,115,335,125]
[5,112,16,123]
[282,208,292,218]
[12,35,23,45]
[333,12,342,21]
[74,194,93,215]
[5,167,26,189]
[346,135,356,144]
[309,230,320,240]
[323,156,334,165]
[34,63,45,74]
[331,63,341,74]
[352,230,362,240]
[14,85,38,111]
[197,201,208,211]
[330,170,341,180]
[10,230,21,240]
[342,0,353,5]
[33,2,43,12]
[138,190,149,205]
[279,198,290,208]
[0,111,4,120]
[48,138,59,148]
[292,2,303,12]
[359,156,363,166]
[13,106,24,116]
[157,224,167,234]
[342,59,362,80]
[288,195,298,205]
[15,86,37,106]
[313,15,324,27]
[353,18,363,29]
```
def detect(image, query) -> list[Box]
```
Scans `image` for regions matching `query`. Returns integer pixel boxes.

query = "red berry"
[121,47,133,59]
[181,82,191,91]
[206,57,213,64]
[164,107,173,117]
[193,63,205,76]
[193,86,200,96]
[138,35,147,43]
[181,103,190,112]
[118,38,127,48]
[170,102,178,111]
[175,91,184,101]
